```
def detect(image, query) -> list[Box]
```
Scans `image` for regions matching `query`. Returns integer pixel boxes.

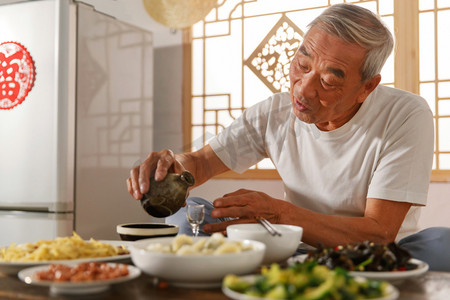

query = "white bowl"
[129,236,266,288]
[116,223,179,241]
[227,224,303,264]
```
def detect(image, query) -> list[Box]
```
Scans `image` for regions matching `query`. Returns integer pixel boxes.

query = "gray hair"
[307,3,394,82]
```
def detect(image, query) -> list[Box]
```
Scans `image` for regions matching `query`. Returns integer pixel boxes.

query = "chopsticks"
[256,216,282,237]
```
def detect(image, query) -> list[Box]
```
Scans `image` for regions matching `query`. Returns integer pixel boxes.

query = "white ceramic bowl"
[116,223,179,241]
[129,236,266,288]
[227,224,303,264]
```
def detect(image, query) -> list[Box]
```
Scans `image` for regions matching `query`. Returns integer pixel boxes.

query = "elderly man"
[127,3,449,271]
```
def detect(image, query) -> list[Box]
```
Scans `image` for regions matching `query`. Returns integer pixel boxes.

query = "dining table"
[0,266,449,300]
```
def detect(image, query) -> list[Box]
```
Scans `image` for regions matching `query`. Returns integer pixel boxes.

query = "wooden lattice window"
[417,0,450,181]
[183,0,450,181]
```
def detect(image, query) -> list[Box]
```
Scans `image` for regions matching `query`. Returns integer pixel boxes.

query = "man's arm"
[281,197,412,246]
[176,144,230,188]
[203,190,411,247]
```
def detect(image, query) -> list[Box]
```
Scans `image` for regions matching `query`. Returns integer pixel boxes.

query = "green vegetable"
[265,284,288,299]
[296,275,334,300]
[223,261,389,300]
[355,257,374,271]
[222,274,251,292]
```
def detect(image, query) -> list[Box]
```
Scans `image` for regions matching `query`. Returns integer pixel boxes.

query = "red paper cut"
[0,41,36,110]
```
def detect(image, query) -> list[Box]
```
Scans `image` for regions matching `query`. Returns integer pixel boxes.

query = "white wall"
[419,183,450,229]
[74,3,155,240]
[76,0,450,231]
[75,0,182,48]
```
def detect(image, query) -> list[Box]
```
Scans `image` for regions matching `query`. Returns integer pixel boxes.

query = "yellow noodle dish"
[0,232,129,262]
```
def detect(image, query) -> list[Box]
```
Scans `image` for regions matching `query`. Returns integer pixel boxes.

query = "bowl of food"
[129,233,266,288]
[227,223,303,264]
[116,223,179,241]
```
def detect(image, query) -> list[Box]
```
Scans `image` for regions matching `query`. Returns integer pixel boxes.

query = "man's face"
[289,26,377,131]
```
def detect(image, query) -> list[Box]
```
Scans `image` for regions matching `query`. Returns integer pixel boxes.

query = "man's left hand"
[202,189,285,233]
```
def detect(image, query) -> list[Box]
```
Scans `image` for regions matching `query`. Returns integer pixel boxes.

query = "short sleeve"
[208,97,273,173]
[367,105,434,205]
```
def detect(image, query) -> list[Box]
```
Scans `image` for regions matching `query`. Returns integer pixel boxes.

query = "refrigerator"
[0,0,154,246]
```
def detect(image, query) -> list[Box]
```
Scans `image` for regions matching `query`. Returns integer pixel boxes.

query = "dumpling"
[145,243,165,252]
[171,234,193,252]
[176,244,197,255]
[213,241,241,255]
[200,247,215,255]
[192,239,207,252]
[145,242,171,253]
[240,242,253,251]
[204,232,226,250]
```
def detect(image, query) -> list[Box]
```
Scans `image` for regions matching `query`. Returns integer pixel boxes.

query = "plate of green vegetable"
[222,262,399,300]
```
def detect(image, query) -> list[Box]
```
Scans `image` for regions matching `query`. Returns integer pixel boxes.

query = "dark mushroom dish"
[305,241,417,272]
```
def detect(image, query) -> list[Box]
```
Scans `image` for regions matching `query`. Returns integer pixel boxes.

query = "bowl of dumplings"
[129,233,266,287]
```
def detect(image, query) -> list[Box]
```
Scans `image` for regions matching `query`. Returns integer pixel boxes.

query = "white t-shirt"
[209,85,434,240]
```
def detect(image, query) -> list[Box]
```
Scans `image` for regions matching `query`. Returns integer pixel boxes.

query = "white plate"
[222,275,399,300]
[288,255,429,282]
[0,240,132,275]
[349,258,429,281]
[18,263,141,295]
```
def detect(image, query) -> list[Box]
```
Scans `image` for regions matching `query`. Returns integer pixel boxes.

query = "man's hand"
[127,145,229,202]
[202,189,286,233]
[126,149,186,200]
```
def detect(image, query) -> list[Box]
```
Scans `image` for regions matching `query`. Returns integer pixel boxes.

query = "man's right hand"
[126,149,186,200]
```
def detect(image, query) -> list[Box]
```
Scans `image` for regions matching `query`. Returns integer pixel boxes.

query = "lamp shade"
[142,0,218,29]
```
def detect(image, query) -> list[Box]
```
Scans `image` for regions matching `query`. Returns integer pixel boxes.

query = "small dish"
[18,263,141,295]
[116,223,179,241]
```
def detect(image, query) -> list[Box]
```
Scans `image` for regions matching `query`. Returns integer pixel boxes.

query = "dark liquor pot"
[140,171,195,218]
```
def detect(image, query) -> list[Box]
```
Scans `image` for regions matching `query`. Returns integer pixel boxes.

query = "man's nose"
[296,73,318,100]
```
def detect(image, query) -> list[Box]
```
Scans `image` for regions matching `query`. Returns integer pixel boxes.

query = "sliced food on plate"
[33,262,130,282]
[18,262,141,295]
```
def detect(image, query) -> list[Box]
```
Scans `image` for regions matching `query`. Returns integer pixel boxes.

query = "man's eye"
[299,63,309,72]
[321,79,334,88]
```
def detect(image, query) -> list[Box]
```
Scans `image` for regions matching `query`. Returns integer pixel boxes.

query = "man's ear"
[358,74,381,103]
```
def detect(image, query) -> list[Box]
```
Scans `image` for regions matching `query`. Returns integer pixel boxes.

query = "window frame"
[182,0,450,182]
